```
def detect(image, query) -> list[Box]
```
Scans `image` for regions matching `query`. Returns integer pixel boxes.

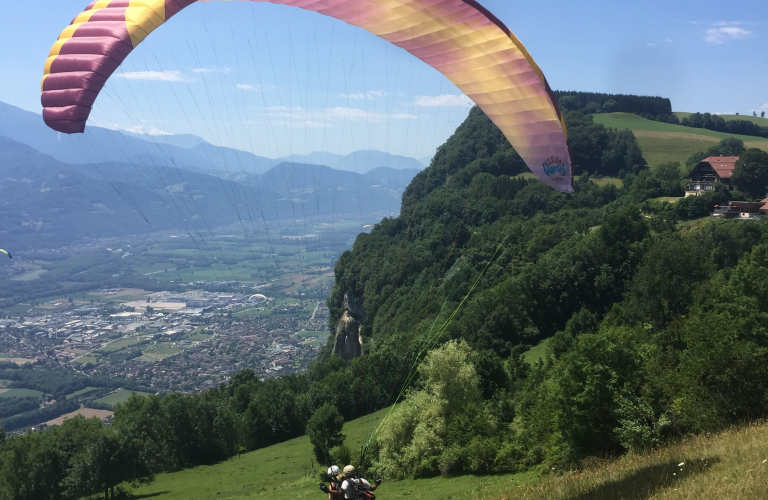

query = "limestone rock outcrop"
[334,311,362,361]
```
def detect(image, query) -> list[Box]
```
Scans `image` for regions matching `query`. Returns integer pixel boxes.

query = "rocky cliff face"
[333,293,365,361]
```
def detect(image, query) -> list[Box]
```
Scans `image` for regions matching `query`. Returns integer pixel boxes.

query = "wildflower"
[678,462,685,467]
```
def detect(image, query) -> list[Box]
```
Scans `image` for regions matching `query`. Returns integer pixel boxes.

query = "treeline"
[681,112,768,139]
[0,372,313,499]
[553,91,676,122]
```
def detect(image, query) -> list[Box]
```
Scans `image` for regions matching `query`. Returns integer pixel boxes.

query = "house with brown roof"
[685,156,738,196]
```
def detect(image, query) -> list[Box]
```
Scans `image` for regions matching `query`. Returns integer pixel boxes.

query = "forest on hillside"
[3,106,768,500]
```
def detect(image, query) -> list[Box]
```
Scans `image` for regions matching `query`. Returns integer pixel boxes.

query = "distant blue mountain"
[0,101,424,176]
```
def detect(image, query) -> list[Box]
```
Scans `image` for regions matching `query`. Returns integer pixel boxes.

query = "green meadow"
[593,113,768,169]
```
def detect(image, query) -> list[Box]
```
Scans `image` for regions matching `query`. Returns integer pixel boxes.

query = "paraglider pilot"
[320,464,380,500]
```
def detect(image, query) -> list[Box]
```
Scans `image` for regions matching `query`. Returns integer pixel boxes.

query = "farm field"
[593,113,768,168]
[45,408,113,427]
[65,387,101,399]
[94,389,154,408]
[96,336,140,353]
[0,388,43,399]
[138,344,185,362]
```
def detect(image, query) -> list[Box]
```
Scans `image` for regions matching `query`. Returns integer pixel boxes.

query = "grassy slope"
[125,405,768,500]
[129,408,531,500]
[93,389,154,408]
[593,113,768,169]
[483,422,768,500]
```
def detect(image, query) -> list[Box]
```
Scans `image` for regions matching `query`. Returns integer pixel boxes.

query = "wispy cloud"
[339,91,386,100]
[124,125,171,136]
[117,70,189,82]
[705,26,751,43]
[415,94,474,108]
[236,83,258,91]
[748,103,768,115]
[265,105,415,127]
[192,67,231,74]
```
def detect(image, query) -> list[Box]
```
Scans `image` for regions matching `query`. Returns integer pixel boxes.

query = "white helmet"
[343,465,356,476]
[328,465,340,477]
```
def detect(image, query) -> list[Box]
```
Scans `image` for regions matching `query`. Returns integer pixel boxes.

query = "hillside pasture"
[593,113,768,168]
[0,388,43,399]
[94,389,154,408]
[484,421,768,500]
[129,407,531,500]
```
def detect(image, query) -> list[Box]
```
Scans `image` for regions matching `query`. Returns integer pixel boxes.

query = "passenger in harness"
[340,465,380,500]
[324,465,343,500]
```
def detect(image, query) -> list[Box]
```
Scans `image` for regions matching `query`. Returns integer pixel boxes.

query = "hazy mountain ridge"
[0,136,418,250]
[0,101,425,176]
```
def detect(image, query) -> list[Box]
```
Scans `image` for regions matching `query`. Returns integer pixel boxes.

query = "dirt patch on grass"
[46,408,113,427]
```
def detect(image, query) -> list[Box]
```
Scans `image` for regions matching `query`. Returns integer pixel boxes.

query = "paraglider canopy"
[41,0,574,193]
[0,249,11,259]
[363,225,373,229]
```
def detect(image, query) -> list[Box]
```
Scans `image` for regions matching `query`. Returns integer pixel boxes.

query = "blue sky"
[1,0,766,159]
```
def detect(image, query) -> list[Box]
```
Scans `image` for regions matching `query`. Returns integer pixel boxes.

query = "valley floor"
[123,409,768,500]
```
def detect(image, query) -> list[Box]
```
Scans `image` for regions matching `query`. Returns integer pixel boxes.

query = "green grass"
[129,407,532,500]
[0,388,44,399]
[0,379,11,388]
[593,113,768,168]
[484,421,768,500]
[523,339,550,365]
[96,337,139,353]
[653,197,683,204]
[74,354,101,365]
[65,387,100,399]
[93,389,154,408]
[594,113,768,142]
[138,344,185,362]
[126,408,768,500]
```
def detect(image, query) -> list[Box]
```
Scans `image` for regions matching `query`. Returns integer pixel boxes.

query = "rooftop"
[701,156,739,179]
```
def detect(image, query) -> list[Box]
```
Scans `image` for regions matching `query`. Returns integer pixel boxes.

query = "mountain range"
[0,102,427,176]
[0,135,419,251]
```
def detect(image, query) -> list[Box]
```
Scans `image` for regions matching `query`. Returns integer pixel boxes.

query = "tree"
[306,404,345,464]
[602,99,618,113]
[732,148,768,199]
[762,111,766,118]
[626,233,712,329]
[558,95,579,112]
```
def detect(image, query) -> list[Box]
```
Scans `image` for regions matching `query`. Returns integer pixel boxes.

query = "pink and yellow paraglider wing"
[42,0,572,193]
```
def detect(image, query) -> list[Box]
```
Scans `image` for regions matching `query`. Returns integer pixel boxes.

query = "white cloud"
[117,70,189,82]
[192,67,231,74]
[748,103,768,115]
[339,91,386,100]
[236,83,258,91]
[646,43,658,47]
[415,94,474,108]
[265,105,415,127]
[704,26,751,44]
[124,125,171,136]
